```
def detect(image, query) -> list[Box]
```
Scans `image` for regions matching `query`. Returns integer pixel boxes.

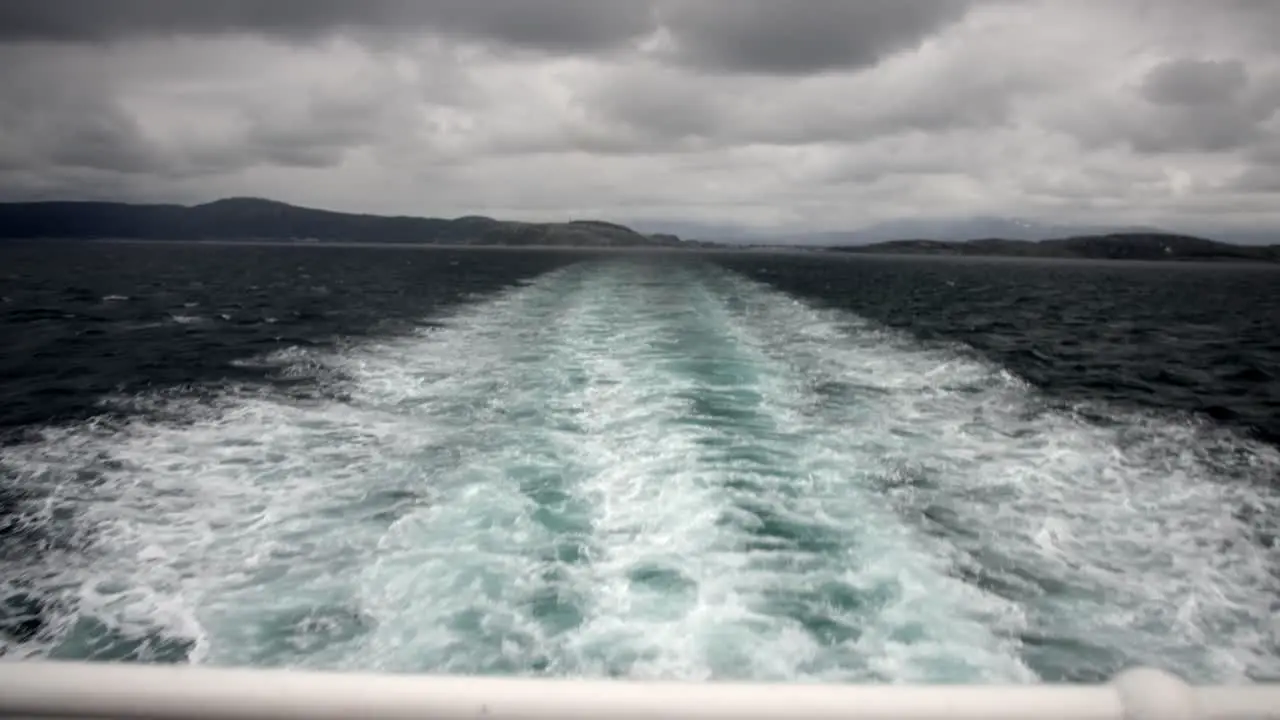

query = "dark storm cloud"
[44,113,161,174]
[0,56,161,175]
[656,0,972,74]
[1141,58,1248,106]
[0,0,656,53]
[233,97,390,171]
[0,0,976,71]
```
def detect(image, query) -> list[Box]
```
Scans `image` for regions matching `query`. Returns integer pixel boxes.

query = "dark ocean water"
[0,242,583,435]
[1,241,1278,683]
[714,253,1280,447]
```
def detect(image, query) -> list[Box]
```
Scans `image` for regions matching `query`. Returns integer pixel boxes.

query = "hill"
[811,216,1172,245]
[633,216,1188,246]
[0,197,701,248]
[828,233,1280,263]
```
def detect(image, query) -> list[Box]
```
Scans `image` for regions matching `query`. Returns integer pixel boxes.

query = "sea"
[1,240,1278,684]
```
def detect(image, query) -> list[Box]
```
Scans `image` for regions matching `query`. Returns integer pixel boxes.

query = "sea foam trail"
[2,258,1276,684]
[519,262,1030,682]
[1,259,1029,681]
[0,266,586,667]
[708,268,1280,683]
[343,259,1029,681]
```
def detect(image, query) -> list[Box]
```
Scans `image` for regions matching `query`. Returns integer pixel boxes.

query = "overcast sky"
[1,1,1279,235]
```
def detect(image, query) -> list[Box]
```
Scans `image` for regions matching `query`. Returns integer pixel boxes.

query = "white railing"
[0,662,1276,720]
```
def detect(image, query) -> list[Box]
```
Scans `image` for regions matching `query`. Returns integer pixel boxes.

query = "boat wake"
[2,259,1277,683]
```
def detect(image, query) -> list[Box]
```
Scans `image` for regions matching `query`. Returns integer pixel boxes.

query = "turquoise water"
[3,258,1278,683]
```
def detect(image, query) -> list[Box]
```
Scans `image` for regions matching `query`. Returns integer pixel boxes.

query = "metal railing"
[0,661,1276,720]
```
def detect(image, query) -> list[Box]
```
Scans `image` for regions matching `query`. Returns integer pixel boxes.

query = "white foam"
[710,269,1280,683]
[3,258,1276,685]
[0,270,579,667]
[526,263,1031,682]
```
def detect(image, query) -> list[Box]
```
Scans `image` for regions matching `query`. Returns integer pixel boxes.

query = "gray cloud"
[0,0,656,53]
[1232,165,1280,192]
[1051,54,1280,156]
[1136,0,1280,56]
[0,38,417,183]
[45,112,160,174]
[1059,107,1265,156]
[587,70,723,143]
[1,1,1280,234]
[1227,135,1280,193]
[568,23,1045,156]
[1251,139,1280,166]
[0,53,159,175]
[656,0,972,74]
[0,0,973,74]
[1141,58,1248,106]
[0,93,355,180]
[1131,106,1263,154]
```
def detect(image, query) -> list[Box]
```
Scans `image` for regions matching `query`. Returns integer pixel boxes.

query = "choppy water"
[2,242,1278,684]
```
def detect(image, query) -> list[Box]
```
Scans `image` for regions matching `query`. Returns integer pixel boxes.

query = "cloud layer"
[1,0,1278,236]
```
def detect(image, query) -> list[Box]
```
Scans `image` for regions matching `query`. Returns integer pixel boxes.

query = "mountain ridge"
[2,197,1276,261]
[0,197,702,248]
[632,215,1278,246]
[827,233,1280,262]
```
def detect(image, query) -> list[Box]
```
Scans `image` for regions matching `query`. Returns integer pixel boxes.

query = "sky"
[1,1,1279,237]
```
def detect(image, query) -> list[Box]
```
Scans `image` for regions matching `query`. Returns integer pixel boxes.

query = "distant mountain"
[627,219,773,244]
[627,215,1280,247]
[5,200,1273,259]
[764,217,1171,246]
[1196,227,1280,245]
[0,197,705,248]
[829,233,1280,262]
[847,216,1168,243]
[630,215,1188,246]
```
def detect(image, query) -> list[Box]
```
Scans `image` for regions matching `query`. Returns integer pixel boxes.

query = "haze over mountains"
[633,216,1280,246]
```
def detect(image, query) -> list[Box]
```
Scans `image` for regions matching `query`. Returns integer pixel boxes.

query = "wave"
[2,259,1276,683]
